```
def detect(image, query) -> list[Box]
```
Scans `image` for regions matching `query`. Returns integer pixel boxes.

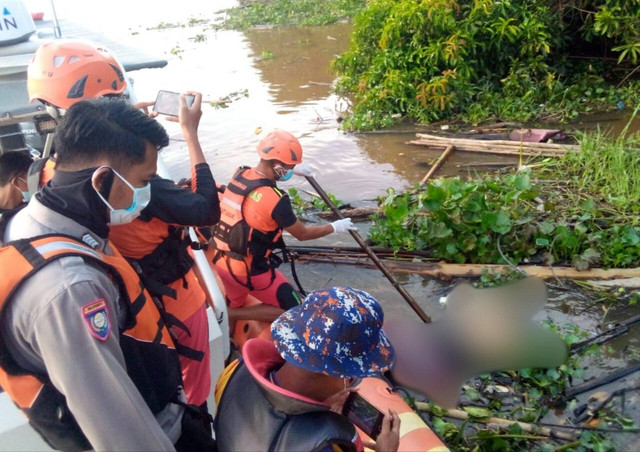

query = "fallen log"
[292,254,640,280]
[415,403,577,441]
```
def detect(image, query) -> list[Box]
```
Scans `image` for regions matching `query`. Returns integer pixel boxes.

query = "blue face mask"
[279,169,294,181]
[275,166,294,182]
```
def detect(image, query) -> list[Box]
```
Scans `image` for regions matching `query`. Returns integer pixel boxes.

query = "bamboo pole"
[420,145,456,185]
[292,254,640,280]
[414,133,581,151]
[407,134,580,157]
[408,141,566,157]
[565,364,640,398]
[305,176,432,323]
[415,403,578,441]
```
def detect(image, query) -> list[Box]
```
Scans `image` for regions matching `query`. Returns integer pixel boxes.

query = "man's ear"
[91,166,114,199]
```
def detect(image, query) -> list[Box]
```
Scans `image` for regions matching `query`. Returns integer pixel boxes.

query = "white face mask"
[92,166,151,225]
[16,178,31,203]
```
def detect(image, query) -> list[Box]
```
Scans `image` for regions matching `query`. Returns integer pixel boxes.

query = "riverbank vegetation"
[369,112,640,272]
[223,0,365,28]
[333,0,640,130]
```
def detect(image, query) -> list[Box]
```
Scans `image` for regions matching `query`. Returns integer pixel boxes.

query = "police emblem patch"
[82,299,111,341]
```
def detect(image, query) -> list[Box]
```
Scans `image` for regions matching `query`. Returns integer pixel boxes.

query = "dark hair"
[53,98,169,169]
[0,151,33,187]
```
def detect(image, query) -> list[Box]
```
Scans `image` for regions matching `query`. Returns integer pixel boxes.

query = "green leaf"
[537,221,554,235]
[463,406,492,419]
[491,209,512,234]
[514,172,531,191]
[432,222,453,238]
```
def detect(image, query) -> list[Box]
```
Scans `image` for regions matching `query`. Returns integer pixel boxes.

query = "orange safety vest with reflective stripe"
[212,167,286,279]
[0,234,182,451]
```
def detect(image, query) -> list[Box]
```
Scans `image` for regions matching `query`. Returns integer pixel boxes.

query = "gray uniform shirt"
[1,198,183,451]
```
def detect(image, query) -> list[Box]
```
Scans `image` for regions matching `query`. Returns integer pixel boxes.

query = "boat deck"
[0,18,167,113]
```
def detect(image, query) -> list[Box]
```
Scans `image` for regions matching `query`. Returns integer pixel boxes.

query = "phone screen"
[343,393,385,440]
[152,90,195,117]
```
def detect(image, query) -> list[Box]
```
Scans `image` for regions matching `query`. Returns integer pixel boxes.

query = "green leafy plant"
[223,0,366,29]
[333,0,640,130]
[369,163,640,268]
[288,188,342,215]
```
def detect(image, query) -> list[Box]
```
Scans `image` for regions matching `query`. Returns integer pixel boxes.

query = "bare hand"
[177,91,203,137]
[132,101,158,117]
[363,409,400,452]
[323,387,358,414]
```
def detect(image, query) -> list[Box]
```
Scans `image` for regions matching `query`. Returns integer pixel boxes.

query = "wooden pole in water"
[305,175,432,323]
[419,144,455,186]
[415,403,578,441]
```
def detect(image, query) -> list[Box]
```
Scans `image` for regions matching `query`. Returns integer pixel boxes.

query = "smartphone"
[152,90,195,117]
[342,392,385,440]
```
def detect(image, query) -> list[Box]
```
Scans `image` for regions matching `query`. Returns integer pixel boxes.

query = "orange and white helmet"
[257,130,303,165]
[27,39,127,110]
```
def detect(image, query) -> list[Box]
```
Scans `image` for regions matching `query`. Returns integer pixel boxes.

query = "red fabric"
[173,304,210,406]
[215,265,290,309]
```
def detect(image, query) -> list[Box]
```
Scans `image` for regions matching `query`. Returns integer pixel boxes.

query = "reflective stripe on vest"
[0,234,181,448]
[213,167,283,259]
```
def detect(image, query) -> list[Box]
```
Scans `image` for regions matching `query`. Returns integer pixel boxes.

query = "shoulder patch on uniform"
[81,299,111,341]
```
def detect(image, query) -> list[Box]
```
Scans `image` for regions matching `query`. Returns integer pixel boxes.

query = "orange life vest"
[26,157,55,194]
[212,167,286,282]
[0,234,182,451]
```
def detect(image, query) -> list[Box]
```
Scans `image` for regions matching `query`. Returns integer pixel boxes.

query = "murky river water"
[16,1,640,447]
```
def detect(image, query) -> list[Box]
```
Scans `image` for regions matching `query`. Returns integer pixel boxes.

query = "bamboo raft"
[407,133,581,157]
[288,246,640,281]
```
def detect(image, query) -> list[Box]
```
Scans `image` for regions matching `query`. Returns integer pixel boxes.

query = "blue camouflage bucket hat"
[271,287,394,378]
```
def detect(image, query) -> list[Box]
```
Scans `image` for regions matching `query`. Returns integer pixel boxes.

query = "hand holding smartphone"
[152,90,196,117]
[342,392,385,440]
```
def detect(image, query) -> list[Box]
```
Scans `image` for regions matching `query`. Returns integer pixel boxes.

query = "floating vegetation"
[222,0,366,29]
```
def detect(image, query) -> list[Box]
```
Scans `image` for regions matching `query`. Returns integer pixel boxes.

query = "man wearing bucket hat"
[213,286,400,451]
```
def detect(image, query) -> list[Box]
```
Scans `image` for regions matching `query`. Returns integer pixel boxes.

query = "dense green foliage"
[333,0,640,129]
[223,0,366,28]
[369,129,640,268]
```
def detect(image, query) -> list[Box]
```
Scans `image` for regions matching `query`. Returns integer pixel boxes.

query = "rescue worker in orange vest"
[110,92,220,413]
[0,99,215,451]
[212,130,356,323]
[27,40,221,412]
[0,150,33,212]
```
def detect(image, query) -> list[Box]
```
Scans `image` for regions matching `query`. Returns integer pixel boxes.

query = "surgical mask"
[274,166,294,182]
[92,166,151,225]
[12,178,31,204]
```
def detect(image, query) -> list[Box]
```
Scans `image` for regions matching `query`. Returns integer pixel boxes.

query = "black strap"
[286,248,307,297]
[128,261,204,362]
